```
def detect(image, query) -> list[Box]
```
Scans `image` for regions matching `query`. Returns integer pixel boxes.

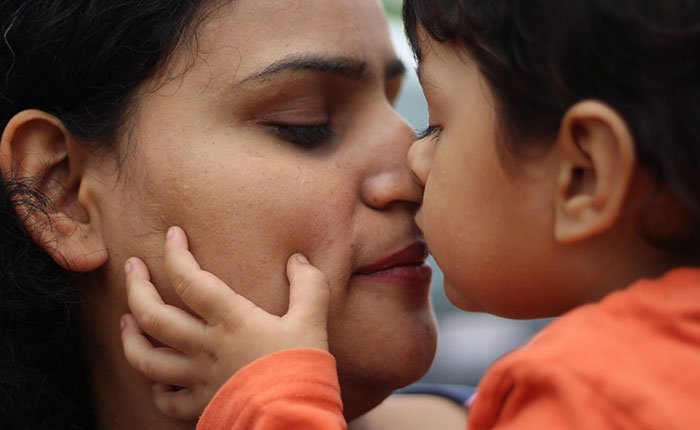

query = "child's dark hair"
[0,1,212,428]
[404,0,700,254]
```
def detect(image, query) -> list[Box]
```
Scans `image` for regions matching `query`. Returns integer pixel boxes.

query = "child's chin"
[443,279,485,313]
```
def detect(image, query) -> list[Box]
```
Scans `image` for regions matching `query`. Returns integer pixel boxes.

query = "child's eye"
[265,123,335,149]
[417,125,442,140]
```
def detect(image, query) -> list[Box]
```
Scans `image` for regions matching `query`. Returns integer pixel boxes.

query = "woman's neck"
[80,274,196,430]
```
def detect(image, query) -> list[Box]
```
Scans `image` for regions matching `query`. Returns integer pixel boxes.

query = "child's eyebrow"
[415,64,439,91]
[415,65,424,85]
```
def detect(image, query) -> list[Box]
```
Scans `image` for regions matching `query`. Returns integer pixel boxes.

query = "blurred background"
[381,0,549,386]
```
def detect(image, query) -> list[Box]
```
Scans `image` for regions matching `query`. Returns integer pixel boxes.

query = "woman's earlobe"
[0,110,108,272]
[554,101,637,244]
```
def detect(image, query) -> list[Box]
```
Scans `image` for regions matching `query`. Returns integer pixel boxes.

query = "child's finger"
[125,258,206,355]
[284,254,331,328]
[163,226,256,325]
[152,383,203,421]
[121,314,195,388]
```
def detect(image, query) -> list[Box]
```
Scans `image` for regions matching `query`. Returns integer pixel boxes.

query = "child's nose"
[407,138,434,187]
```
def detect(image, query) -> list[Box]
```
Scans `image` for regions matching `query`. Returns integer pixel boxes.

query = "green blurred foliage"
[382,0,402,17]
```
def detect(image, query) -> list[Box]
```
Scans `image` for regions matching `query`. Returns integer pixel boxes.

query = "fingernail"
[124,260,133,275]
[296,254,309,264]
[166,226,177,240]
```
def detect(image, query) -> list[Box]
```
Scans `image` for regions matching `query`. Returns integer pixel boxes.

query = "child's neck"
[576,233,692,306]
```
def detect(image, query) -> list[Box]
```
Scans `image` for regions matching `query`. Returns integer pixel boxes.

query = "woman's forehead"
[187,0,396,78]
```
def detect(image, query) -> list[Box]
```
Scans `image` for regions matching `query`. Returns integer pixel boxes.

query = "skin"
[0,1,439,429]
[357,394,467,429]
[115,16,679,429]
[119,226,466,430]
[115,11,692,430]
[119,24,671,428]
[112,16,680,428]
[406,35,681,319]
[121,227,336,420]
[111,15,694,430]
[407,40,573,316]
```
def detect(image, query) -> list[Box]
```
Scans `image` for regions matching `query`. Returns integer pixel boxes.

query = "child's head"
[403,0,700,318]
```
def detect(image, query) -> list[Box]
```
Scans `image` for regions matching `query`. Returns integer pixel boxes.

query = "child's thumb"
[285,253,331,329]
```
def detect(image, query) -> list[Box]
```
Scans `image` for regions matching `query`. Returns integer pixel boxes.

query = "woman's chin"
[337,350,436,420]
[333,322,438,419]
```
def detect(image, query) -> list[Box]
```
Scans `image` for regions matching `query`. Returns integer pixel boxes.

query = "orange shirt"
[470,268,700,429]
[198,268,700,429]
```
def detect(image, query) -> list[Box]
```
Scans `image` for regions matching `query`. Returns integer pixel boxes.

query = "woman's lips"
[352,242,433,287]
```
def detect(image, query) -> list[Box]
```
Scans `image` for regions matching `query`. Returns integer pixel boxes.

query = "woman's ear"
[0,109,108,272]
[554,101,637,244]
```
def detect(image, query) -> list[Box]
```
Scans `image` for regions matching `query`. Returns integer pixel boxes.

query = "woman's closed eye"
[265,123,335,149]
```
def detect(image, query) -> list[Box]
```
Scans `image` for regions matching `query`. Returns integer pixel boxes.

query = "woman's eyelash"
[265,123,335,149]
[417,125,442,140]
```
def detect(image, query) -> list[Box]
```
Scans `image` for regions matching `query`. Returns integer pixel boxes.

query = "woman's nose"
[361,169,423,210]
[407,138,434,187]
[360,114,423,210]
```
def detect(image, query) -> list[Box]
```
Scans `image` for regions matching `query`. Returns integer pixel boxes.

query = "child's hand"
[120,226,331,420]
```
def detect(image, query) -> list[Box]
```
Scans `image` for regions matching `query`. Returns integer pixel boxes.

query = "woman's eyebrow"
[233,55,370,88]
[386,59,406,80]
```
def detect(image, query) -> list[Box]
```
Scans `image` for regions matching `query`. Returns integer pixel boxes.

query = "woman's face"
[84,0,436,420]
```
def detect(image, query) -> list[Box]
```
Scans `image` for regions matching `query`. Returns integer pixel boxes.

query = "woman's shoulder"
[350,384,470,430]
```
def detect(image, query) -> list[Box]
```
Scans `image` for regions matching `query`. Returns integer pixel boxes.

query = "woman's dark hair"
[0,1,212,428]
[404,0,700,253]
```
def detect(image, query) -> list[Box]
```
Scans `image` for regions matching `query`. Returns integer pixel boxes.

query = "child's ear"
[554,101,636,244]
[0,110,108,272]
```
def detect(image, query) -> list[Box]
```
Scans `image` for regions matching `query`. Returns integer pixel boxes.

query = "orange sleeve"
[197,349,347,430]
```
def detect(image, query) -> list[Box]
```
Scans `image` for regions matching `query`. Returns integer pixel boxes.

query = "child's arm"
[120,226,345,429]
